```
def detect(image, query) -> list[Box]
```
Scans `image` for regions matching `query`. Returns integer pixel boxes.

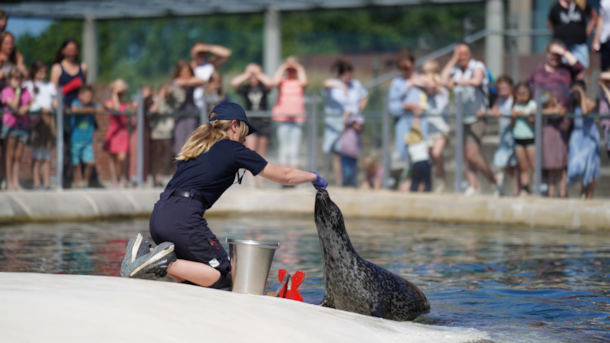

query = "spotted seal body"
[314,190,430,321]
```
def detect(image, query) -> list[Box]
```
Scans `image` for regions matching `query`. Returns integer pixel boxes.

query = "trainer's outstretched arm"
[259,163,317,186]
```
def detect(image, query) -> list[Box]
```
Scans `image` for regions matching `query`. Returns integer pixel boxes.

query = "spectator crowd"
[0,1,609,198]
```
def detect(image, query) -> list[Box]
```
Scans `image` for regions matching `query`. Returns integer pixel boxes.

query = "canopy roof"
[3,0,480,19]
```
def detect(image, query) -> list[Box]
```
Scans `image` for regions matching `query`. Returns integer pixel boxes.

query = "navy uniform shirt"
[166,139,268,209]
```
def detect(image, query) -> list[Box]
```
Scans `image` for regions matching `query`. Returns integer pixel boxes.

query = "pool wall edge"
[0,188,608,230]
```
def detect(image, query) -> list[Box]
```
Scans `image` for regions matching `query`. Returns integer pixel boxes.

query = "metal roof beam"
[2,0,483,19]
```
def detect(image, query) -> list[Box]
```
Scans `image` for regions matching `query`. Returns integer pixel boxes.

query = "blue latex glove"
[311,172,328,190]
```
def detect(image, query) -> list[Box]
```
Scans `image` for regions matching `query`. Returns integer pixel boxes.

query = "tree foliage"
[14,4,483,88]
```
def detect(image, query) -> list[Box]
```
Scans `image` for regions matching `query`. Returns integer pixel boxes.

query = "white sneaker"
[492,184,504,198]
[493,172,505,197]
[464,186,477,196]
[434,179,446,194]
[495,172,505,188]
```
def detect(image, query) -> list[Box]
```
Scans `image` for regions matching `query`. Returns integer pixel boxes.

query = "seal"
[314,190,431,321]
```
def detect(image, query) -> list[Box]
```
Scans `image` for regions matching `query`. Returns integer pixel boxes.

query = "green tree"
[15,4,484,88]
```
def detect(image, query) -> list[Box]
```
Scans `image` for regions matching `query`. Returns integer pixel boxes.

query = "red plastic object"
[62,77,83,95]
[277,269,304,302]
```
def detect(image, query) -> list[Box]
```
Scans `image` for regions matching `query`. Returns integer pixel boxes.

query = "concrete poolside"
[0,273,489,343]
[0,187,608,230]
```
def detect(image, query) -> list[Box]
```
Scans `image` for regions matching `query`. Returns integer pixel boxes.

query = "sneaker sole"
[129,244,175,278]
[131,233,143,264]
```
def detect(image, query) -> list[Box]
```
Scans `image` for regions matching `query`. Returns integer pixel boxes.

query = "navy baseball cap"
[209,102,258,136]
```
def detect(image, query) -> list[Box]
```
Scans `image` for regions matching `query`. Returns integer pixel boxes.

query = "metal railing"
[5,87,609,196]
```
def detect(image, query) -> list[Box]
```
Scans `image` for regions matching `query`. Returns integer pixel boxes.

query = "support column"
[485,0,504,77]
[263,8,281,77]
[381,92,390,190]
[82,15,98,84]
[511,0,533,54]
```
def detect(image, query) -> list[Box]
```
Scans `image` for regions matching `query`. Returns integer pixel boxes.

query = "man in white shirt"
[189,41,232,110]
[441,43,502,196]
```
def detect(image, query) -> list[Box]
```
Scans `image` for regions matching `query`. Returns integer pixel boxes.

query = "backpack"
[485,68,497,108]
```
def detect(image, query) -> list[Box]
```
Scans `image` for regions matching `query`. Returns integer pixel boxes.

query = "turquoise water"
[0,218,608,342]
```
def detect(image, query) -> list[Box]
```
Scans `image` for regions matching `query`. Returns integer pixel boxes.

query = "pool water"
[0,218,608,342]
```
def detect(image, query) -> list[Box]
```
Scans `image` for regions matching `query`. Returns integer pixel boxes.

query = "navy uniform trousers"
[149,189,231,276]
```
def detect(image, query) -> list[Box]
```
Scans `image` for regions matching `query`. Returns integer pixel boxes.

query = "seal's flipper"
[320,297,334,308]
[382,293,428,321]
[370,299,386,319]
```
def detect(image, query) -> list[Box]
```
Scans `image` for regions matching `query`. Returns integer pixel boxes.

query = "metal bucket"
[227,239,280,295]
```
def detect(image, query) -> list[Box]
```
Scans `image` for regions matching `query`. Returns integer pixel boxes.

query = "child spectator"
[485,76,518,196]
[405,125,431,193]
[339,113,364,187]
[71,86,99,188]
[511,83,537,196]
[2,68,33,190]
[104,79,131,188]
[23,61,57,190]
[567,81,600,199]
[361,155,383,190]
[421,59,450,193]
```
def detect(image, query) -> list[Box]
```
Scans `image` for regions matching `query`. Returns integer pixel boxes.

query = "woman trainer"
[120,102,327,288]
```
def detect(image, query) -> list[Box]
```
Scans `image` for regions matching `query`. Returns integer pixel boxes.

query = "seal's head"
[314,190,349,241]
[315,190,338,218]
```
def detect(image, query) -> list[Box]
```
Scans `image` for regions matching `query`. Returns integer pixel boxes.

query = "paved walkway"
[0,272,488,343]
[0,187,608,230]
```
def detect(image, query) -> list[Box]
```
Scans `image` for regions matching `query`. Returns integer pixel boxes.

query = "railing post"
[372,58,381,147]
[200,96,208,125]
[308,93,318,172]
[136,88,145,189]
[56,88,64,190]
[454,95,464,194]
[511,35,519,84]
[533,89,542,196]
[381,91,390,190]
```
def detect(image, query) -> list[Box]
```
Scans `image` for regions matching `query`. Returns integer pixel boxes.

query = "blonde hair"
[422,60,440,74]
[363,155,379,172]
[176,112,249,161]
[7,67,24,80]
[110,78,128,92]
[575,0,586,10]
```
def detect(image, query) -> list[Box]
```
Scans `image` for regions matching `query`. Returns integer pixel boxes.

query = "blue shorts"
[71,142,94,166]
[33,148,52,161]
[1,125,29,142]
